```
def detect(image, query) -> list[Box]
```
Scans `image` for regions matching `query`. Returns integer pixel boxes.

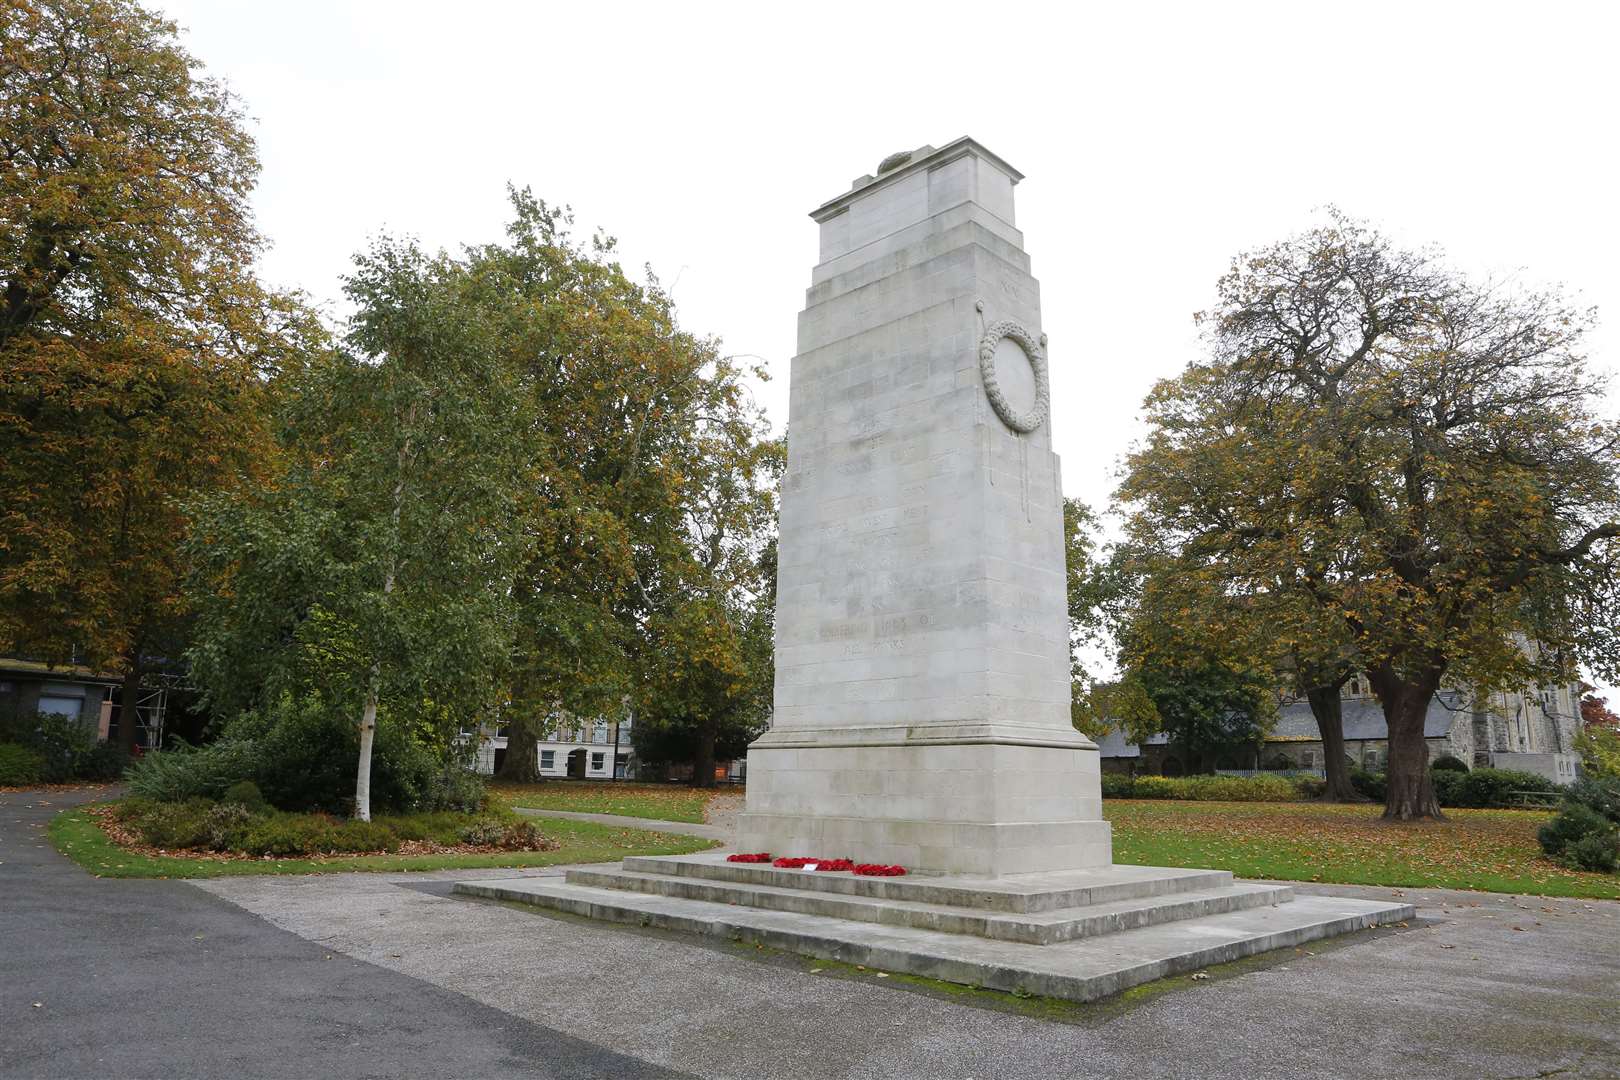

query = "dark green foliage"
[1431,755,1470,773]
[1136,660,1272,776]
[124,738,260,802]
[1350,769,1387,802]
[1100,773,1137,798]
[1538,803,1612,857]
[241,814,341,857]
[327,819,399,854]
[0,711,124,782]
[125,695,483,815]
[1430,768,1465,806]
[1290,774,1328,799]
[135,798,220,850]
[1565,775,1620,824]
[1352,766,1563,808]
[0,743,45,785]
[221,780,268,813]
[1564,832,1620,873]
[1099,773,1304,802]
[75,741,130,781]
[1450,768,1562,809]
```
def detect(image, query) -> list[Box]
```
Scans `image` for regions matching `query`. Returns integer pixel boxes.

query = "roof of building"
[0,656,120,684]
[1096,690,1465,757]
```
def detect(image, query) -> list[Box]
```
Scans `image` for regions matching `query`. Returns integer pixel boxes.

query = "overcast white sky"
[157,0,1620,685]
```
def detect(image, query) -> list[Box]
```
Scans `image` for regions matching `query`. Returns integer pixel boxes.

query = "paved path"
[511,805,730,841]
[8,787,1620,1078]
[0,788,680,1080]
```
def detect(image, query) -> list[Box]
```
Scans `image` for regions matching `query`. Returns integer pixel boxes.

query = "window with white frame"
[539,750,555,769]
[590,752,606,771]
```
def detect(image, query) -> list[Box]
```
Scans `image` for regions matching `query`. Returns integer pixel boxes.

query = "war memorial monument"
[457,138,1412,1001]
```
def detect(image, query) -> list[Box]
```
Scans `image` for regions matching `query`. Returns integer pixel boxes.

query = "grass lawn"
[1105,798,1620,900]
[49,806,717,879]
[493,780,722,823]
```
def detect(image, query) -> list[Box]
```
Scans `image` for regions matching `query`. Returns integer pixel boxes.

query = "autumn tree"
[0,0,312,748]
[1118,213,1620,819]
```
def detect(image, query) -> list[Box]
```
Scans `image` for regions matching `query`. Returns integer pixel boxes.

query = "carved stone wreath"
[978,319,1049,433]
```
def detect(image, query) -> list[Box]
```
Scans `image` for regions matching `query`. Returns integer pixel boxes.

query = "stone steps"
[451,876,1415,1003]
[620,854,1234,912]
[566,865,1292,945]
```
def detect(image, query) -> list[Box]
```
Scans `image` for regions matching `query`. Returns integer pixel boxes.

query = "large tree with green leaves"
[187,235,531,819]
[1118,213,1620,819]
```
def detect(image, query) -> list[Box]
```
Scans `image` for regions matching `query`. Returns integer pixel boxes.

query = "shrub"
[1350,769,1387,801]
[458,817,510,846]
[125,739,259,803]
[1575,723,1620,777]
[221,780,269,813]
[0,711,124,782]
[1107,773,1303,802]
[203,802,258,851]
[76,741,130,781]
[1431,755,1469,773]
[226,695,443,815]
[1430,768,1465,807]
[241,814,340,857]
[1100,773,1136,798]
[328,819,401,854]
[0,743,45,786]
[1565,775,1620,824]
[1538,803,1612,857]
[419,762,487,813]
[1564,831,1620,873]
[134,799,218,850]
[1291,774,1327,799]
[1450,768,1561,809]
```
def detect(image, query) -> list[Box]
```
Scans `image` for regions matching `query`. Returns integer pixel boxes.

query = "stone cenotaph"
[455,140,1413,1002]
[735,138,1108,876]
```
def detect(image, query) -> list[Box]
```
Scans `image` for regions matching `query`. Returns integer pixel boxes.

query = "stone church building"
[1098,677,1585,784]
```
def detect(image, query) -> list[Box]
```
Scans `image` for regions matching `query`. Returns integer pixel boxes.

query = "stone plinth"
[736,138,1108,875]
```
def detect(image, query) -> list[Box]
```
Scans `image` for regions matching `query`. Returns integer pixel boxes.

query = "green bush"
[1291,774,1327,799]
[1100,773,1136,798]
[1450,768,1561,809]
[419,761,487,813]
[125,738,260,802]
[1565,831,1620,873]
[203,802,259,851]
[134,798,218,850]
[1430,768,1466,806]
[224,695,444,815]
[1565,775,1620,824]
[1538,803,1612,857]
[126,694,462,815]
[1350,769,1387,801]
[76,741,130,781]
[221,780,269,813]
[0,711,126,782]
[328,819,401,854]
[241,814,340,857]
[1431,755,1469,772]
[0,743,45,786]
[1108,773,1303,802]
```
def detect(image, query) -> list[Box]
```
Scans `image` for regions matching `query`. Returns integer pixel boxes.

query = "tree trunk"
[496,712,545,784]
[1305,685,1365,802]
[691,720,717,789]
[116,660,143,755]
[1374,669,1445,821]
[355,677,378,821]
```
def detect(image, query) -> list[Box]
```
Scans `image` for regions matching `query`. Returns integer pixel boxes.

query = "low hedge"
[1106,764,1568,809]
[1101,773,1309,802]
[111,797,549,857]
